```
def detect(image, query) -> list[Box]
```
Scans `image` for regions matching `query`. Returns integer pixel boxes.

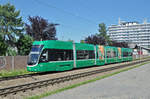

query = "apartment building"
[108,19,150,48]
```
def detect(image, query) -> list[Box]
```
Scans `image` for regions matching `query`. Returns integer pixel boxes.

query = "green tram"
[27,40,133,72]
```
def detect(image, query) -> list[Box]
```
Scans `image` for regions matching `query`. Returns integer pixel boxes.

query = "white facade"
[108,20,150,48]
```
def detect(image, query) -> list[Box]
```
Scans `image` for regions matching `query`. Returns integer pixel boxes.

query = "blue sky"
[0,0,150,42]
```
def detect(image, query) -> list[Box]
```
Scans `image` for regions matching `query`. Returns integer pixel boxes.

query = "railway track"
[0,58,146,82]
[0,72,48,82]
[0,58,149,96]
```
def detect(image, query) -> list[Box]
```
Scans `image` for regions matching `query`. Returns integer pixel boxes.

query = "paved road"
[43,63,150,99]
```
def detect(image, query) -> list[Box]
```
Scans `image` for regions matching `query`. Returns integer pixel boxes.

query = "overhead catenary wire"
[35,0,98,25]
[30,0,99,41]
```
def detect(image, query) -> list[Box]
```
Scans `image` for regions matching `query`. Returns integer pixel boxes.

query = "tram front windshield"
[28,54,39,65]
[27,45,43,65]
[31,45,43,52]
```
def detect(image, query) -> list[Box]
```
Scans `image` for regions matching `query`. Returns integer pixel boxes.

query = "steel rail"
[0,58,146,82]
[0,58,149,96]
[0,72,47,82]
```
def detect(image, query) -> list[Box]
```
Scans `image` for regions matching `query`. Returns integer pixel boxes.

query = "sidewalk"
[43,63,150,99]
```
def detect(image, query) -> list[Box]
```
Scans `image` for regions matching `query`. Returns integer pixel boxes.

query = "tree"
[0,35,8,56]
[80,40,85,43]
[84,23,110,45]
[119,42,129,48]
[98,23,107,36]
[26,16,58,41]
[84,34,105,45]
[98,23,111,45]
[84,23,129,48]
[0,3,24,47]
[7,47,17,56]
[68,39,73,42]
[16,34,33,55]
[109,40,129,48]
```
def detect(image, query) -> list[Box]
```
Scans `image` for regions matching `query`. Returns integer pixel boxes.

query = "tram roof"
[32,40,94,50]
[32,40,132,50]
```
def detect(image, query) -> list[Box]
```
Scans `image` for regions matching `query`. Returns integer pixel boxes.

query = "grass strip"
[0,69,31,77]
[26,61,150,99]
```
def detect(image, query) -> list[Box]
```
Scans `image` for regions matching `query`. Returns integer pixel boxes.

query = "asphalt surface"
[43,63,150,99]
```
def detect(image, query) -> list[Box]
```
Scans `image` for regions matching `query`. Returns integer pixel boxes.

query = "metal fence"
[0,56,28,71]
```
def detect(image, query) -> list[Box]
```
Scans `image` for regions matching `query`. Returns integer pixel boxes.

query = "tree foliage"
[7,47,17,56]
[0,3,24,46]
[26,16,58,41]
[0,35,8,56]
[85,23,109,45]
[110,40,129,48]
[16,34,33,55]
[98,23,107,36]
[98,23,111,45]
[84,23,129,48]
[0,3,24,55]
[84,34,105,45]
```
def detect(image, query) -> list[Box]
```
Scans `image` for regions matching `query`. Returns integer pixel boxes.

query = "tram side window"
[128,52,132,56]
[97,51,99,59]
[48,49,73,61]
[77,50,95,60]
[40,49,49,62]
[111,50,117,57]
[106,51,111,58]
[123,52,128,57]
[111,51,114,58]
[113,51,117,57]
[89,51,95,59]
[106,49,117,58]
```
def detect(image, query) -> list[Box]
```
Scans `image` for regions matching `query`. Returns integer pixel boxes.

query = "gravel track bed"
[0,62,137,99]
[0,61,133,89]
